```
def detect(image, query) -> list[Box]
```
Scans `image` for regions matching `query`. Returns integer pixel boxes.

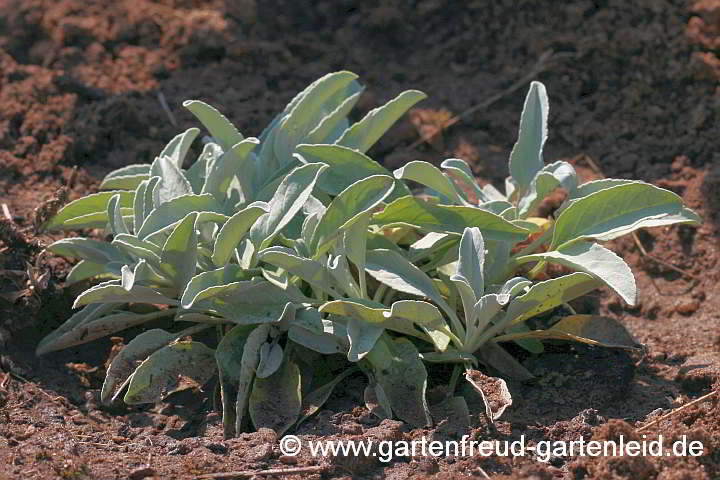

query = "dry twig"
[157,91,178,128]
[636,390,718,433]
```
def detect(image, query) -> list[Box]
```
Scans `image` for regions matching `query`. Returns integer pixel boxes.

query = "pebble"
[674,299,700,315]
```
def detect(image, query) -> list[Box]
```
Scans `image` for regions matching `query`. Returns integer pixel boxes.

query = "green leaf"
[136,194,221,239]
[186,143,222,194]
[365,249,446,307]
[347,318,384,362]
[289,309,348,355]
[451,227,486,315]
[124,341,217,404]
[159,127,201,169]
[256,342,284,379]
[257,247,339,297]
[249,162,328,250]
[249,359,302,436]
[506,272,601,326]
[102,328,176,403]
[111,234,162,269]
[386,300,452,351]
[180,265,247,308]
[493,314,641,350]
[311,175,395,255]
[158,213,198,290]
[296,143,406,197]
[133,179,149,233]
[516,241,636,305]
[99,164,150,190]
[236,325,270,434]
[202,137,259,204]
[36,303,119,355]
[73,280,179,308]
[517,161,577,218]
[336,90,427,153]
[509,81,548,190]
[372,196,529,243]
[272,71,359,169]
[305,87,364,143]
[44,191,134,231]
[551,182,702,249]
[365,337,432,427]
[212,202,268,266]
[441,158,489,204]
[107,193,129,236]
[343,212,371,297]
[65,260,122,285]
[183,100,244,150]
[296,367,357,427]
[214,324,255,437]
[47,238,131,264]
[393,160,463,204]
[150,156,194,204]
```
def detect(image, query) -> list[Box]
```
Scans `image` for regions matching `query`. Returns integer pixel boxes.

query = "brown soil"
[1,0,720,478]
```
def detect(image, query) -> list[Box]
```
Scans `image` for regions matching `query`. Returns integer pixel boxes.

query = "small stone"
[278,455,298,464]
[674,299,700,315]
[128,466,155,480]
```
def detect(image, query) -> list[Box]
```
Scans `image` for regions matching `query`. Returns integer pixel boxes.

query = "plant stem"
[447,364,463,397]
[372,284,389,303]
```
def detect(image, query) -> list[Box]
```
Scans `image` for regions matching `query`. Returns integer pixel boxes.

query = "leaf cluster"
[38,73,700,434]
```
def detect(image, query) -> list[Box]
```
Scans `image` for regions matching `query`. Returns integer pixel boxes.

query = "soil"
[1,0,720,478]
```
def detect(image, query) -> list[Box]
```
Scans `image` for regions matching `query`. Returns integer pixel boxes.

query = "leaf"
[158,213,198,290]
[150,156,194,204]
[47,238,130,264]
[476,342,534,381]
[258,247,339,297]
[99,164,150,190]
[44,191,134,231]
[337,90,427,153]
[393,160,463,204]
[386,300,452,351]
[183,100,244,150]
[297,368,357,427]
[186,143,222,194]
[505,272,601,326]
[450,227,486,317]
[311,175,395,255]
[213,324,255,437]
[364,381,393,420]
[365,337,432,427]
[159,127,201,169]
[551,182,702,249]
[464,369,512,421]
[236,325,270,434]
[249,162,328,250]
[73,281,179,308]
[180,265,250,308]
[508,81,548,190]
[101,328,176,403]
[256,342,284,379]
[296,143,406,197]
[202,137,259,204]
[124,341,217,404]
[212,202,268,266]
[136,194,222,240]
[249,359,302,436]
[305,81,365,144]
[272,71,359,168]
[346,318,384,362]
[372,196,529,243]
[343,212,371,297]
[36,303,119,355]
[289,309,348,355]
[107,193,130,235]
[65,260,122,285]
[133,179,149,233]
[517,161,577,218]
[492,314,641,350]
[111,234,162,269]
[365,249,447,309]
[516,241,636,305]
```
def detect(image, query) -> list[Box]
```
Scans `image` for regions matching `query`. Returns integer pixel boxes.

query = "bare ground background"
[1,0,720,478]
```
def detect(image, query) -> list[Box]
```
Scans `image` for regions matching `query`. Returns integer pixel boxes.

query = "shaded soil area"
[1,0,720,478]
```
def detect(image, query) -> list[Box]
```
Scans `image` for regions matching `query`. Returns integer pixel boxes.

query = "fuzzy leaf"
[337,90,427,153]
[150,156,194,204]
[183,100,244,150]
[124,341,217,404]
[45,191,134,231]
[100,164,151,190]
[249,359,302,436]
[73,281,179,308]
[372,196,529,243]
[394,160,463,204]
[509,81,548,190]
[551,182,702,249]
[158,213,198,290]
[212,202,268,266]
[136,194,221,240]
[159,127,201,169]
